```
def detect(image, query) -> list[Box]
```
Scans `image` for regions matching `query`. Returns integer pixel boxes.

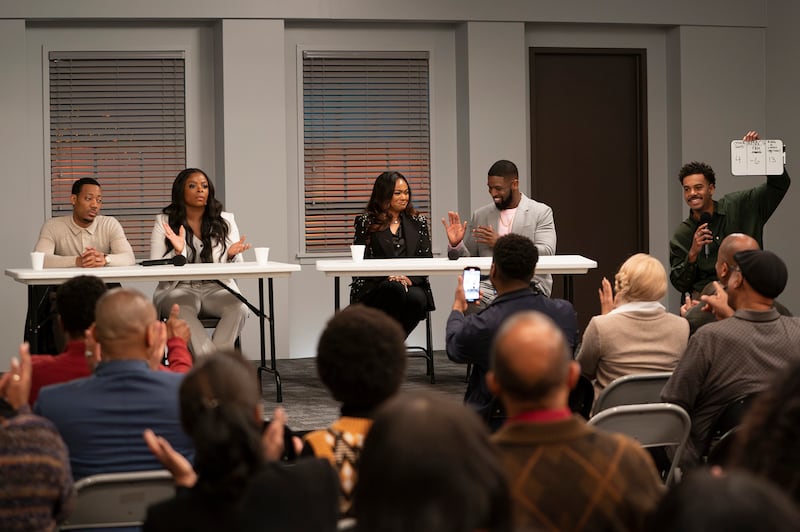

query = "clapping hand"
[165,303,190,344]
[598,277,615,315]
[700,281,734,321]
[144,429,197,488]
[0,343,32,410]
[472,224,498,248]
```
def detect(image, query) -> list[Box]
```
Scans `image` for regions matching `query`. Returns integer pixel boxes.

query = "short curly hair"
[316,305,407,409]
[678,161,716,186]
[492,233,538,284]
[56,275,108,337]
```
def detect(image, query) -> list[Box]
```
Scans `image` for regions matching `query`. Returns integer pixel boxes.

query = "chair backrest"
[591,372,673,416]
[587,402,690,486]
[703,393,758,463]
[60,469,174,530]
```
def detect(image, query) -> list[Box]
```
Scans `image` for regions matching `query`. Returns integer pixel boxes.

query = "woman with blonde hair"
[577,253,689,398]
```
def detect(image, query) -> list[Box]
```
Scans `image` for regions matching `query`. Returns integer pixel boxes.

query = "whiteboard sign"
[731,139,784,176]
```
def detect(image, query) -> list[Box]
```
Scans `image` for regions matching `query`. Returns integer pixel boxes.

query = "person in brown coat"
[488,311,664,531]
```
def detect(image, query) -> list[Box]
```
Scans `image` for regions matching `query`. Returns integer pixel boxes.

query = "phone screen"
[463,267,481,303]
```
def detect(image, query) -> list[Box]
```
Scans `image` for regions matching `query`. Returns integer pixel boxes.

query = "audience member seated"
[681,233,792,334]
[29,275,108,405]
[577,253,688,399]
[353,392,511,532]
[0,343,74,531]
[646,469,800,532]
[446,233,577,427]
[150,168,250,357]
[488,311,663,531]
[35,288,194,480]
[727,361,800,505]
[349,171,435,337]
[31,276,193,406]
[302,304,407,517]
[143,352,339,532]
[662,249,800,467]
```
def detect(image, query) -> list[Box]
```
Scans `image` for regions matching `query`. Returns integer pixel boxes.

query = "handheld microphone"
[447,247,460,261]
[140,255,187,267]
[699,213,713,258]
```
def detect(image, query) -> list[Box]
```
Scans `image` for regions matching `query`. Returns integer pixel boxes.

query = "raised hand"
[441,211,467,247]
[680,293,699,317]
[147,320,168,370]
[598,277,615,315]
[166,303,191,344]
[227,235,251,260]
[743,130,760,142]
[0,342,33,410]
[162,222,186,255]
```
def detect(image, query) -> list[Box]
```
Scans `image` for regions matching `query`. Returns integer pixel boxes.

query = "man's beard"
[494,193,514,211]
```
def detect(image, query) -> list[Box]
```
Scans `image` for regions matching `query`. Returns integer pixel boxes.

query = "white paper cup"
[254,247,270,265]
[350,244,366,262]
[31,251,45,270]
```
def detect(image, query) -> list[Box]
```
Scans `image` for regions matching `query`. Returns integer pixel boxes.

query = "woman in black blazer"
[350,171,435,336]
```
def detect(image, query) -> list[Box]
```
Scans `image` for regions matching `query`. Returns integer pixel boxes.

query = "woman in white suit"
[150,168,250,357]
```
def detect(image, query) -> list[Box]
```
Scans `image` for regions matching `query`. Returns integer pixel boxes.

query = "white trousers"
[157,280,248,357]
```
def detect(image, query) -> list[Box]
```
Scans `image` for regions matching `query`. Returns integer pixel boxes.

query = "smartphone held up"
[463,266,481,303]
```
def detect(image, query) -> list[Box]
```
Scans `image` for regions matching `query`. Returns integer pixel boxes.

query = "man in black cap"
[662,249,800,467]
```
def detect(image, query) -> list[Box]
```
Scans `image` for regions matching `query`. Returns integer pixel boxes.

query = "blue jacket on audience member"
[35,359,193,480]
[446,288,578,423]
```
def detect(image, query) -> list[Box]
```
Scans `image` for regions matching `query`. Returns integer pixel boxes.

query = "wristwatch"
[104,254,110,266]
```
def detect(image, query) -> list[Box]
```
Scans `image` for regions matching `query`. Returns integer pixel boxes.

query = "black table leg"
[334,276,341,311]
[256,278,282,402]
[563,274,574,303]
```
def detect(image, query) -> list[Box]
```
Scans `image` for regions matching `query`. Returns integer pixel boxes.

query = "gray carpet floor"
[256,350,469,432]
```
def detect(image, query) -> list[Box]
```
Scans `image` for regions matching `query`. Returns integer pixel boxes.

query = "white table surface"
[5,261,301,285]
[315,255,597,277]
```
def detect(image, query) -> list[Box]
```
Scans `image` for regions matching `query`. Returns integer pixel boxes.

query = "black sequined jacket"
[349,212,435,310]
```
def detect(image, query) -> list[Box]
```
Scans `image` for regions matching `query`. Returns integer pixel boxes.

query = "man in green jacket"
[669,130,790,296]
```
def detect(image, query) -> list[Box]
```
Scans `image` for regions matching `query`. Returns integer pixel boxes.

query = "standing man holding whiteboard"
[442,159,557,304]
[669,131,790,297]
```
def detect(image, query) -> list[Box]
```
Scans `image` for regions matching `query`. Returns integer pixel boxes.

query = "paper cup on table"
[254,247,270,265]
[350,245,366,262]
[30,251,45,270]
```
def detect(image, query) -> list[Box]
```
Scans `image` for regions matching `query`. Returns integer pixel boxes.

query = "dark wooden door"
[530,48,648,333]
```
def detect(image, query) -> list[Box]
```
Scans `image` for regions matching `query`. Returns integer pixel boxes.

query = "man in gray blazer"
[442,160,557,302]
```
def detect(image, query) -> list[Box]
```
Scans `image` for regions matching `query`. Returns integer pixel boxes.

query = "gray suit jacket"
[457,193,556,296]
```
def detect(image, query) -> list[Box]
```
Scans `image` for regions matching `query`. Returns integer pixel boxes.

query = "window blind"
[303,51,431,254]
[49,51,186,257]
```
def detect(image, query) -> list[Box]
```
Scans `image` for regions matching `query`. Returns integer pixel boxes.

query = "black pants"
[360,280,428,337]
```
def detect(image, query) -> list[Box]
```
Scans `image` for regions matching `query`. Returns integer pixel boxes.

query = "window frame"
[45,49,188,258]
[296,47,433,258]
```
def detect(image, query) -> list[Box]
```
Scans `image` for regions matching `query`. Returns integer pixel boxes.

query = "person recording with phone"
[446,234,577,429]
[349,171,435,337]
[669,130,790,297]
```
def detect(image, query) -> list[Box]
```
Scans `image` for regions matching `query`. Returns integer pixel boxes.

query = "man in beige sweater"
[34,177,135,268]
